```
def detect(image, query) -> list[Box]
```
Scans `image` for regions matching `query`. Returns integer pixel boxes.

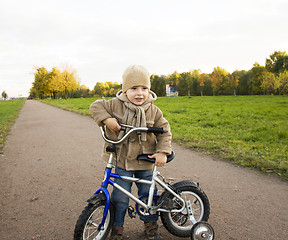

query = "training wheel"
[190,221,215,240]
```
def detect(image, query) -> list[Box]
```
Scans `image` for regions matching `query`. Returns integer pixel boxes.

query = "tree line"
[151,51,288,97]
[29,51,288,99]
[29,66,121,99]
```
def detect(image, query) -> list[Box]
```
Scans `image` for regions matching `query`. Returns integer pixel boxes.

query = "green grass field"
[0,99,26,153]
[41,96,288,178]
[40,98,96,116]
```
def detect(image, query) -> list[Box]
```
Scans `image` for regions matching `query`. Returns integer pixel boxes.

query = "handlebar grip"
[147,127,164,134]
[137,151,175,163]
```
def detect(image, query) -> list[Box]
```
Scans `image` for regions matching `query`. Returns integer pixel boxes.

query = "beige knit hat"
[122,65,151,93]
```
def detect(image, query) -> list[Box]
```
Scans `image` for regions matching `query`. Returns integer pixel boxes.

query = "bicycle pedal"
[128,206,136,218]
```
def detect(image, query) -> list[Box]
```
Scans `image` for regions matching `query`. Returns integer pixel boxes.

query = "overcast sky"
[1,0,287,97]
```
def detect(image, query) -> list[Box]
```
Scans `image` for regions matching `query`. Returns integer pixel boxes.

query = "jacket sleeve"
[153,107,172,155]
[89,99,113,126]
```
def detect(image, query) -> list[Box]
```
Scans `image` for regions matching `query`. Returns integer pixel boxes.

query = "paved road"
[0,100,287,240]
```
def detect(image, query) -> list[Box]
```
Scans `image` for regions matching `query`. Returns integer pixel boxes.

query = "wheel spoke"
[89,219,99,228]
[172,213,186,224]
[84,227,99,240]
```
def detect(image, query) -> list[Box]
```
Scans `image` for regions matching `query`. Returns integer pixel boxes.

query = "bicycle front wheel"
[74,201,114,240]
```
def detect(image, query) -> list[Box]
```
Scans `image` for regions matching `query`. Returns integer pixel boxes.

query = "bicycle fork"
[89,153,114,231]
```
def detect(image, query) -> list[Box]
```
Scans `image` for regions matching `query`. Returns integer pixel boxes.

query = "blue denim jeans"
[111,168,159,227]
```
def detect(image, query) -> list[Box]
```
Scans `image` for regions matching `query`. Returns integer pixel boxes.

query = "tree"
[151,74,166,96]
[70,85,90,98]
[60,68,80,99]
[29,88,37,99]
[167,71,180,86]
[230,72,240,96]
[211,67,230,95]
[48,67,62,98]
[265,51,288,75]
[94,82,104,97]
[277,70,288,95]
[93,81,121,97]
[234,70,251,95]
[261,71,276,95]
[30,65,82,99]
[178,72,189,96]
[32,67,50,99]
[190,69,201,96]
[250,63,266,95]
[106,82,121,96]
[198,73,206,96]
[202,74,213,96]
[2,91,8,100]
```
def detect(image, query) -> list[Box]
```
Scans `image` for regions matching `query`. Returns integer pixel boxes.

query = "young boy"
[90,65,172,240]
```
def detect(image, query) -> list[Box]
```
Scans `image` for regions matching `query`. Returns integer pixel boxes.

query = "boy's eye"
[142,87,147,90]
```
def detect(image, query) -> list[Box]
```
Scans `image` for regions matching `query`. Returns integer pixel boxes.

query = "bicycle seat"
[137,151,175,163]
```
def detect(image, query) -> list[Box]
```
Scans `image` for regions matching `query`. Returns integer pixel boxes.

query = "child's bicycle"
[74,124,214,240]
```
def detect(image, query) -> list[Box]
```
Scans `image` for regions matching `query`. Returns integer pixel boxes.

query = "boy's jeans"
[111,167,159,227]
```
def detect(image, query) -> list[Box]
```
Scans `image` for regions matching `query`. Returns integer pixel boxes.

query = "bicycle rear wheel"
[160,180,210,238]
[74,201,114,240]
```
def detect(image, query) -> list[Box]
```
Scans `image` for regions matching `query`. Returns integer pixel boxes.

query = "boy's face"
[125,86,149,106]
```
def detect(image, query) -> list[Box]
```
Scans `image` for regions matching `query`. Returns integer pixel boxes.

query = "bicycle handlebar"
[100,123,164,145]
[146,127,164,134]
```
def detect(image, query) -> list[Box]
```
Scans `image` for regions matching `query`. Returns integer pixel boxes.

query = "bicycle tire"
[74,201,114,240]
[160,180,210,238]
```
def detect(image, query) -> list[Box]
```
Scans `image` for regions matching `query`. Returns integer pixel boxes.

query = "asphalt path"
[0,100,287,240]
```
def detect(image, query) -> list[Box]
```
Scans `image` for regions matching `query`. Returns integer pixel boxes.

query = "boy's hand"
[103,118,121,133]
[149,152,167,167]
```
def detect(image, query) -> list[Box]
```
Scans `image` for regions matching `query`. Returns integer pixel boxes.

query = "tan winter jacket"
[90,91,172,170]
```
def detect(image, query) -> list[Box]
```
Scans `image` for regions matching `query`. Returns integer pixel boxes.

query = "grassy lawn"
[41,96,288,178]
[40,98,95,116]
[0,99,26,153]
[156,96,288,178]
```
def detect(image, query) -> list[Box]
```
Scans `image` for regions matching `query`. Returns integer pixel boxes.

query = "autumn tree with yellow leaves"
[30,66,80,99]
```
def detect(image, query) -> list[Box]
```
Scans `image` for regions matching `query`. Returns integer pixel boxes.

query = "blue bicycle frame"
[92,152,156,231]
[89,124,190,231]
[91,151,188,231]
